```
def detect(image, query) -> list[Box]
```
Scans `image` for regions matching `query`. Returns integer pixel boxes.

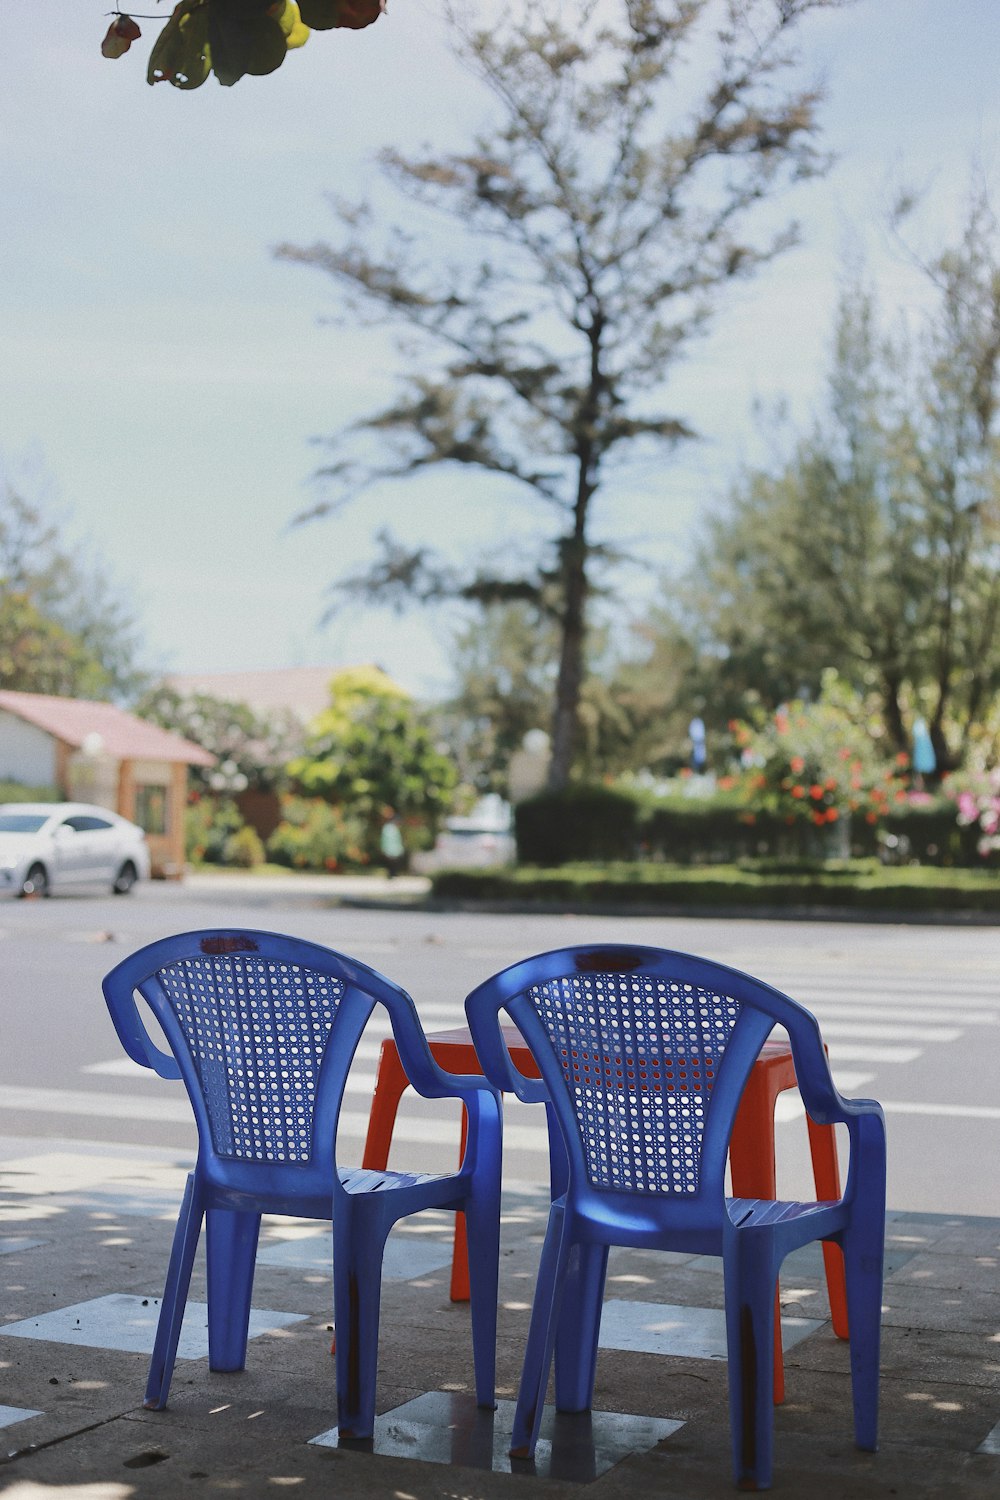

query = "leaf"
[298,0,385,31]
[101,15,142,60]
[208,6,288,86]
[268,0,310,49]
[147,2,212,89]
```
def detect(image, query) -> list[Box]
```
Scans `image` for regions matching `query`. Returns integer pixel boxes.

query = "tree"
[288,667,457,856]
[277,0,842,789]
[0,481,144,700]
[135,684,304,791]
[437,603,557,795]
[676,191,1000,768]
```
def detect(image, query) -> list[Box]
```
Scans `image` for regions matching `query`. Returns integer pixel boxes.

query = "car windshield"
[0,813,49,833]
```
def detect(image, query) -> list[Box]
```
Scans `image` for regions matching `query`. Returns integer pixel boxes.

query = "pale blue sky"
[1,2,997,698]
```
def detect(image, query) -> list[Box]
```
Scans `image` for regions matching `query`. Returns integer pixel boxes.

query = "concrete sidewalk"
[1,1136,998,1499]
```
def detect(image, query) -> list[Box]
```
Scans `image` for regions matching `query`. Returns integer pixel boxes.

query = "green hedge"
[515,785,982,867]
[514,785,640,864]
[432,861,1000,914]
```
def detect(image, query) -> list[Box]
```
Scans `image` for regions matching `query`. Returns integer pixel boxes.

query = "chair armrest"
[102,969,181,1081]
[382,989,500,1104]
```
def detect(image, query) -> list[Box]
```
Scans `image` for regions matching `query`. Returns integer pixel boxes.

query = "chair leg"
[724,1229,778,1492]
[510,1203,574,1460]
[553,1241,609,1412]
[730,1070,786,1406]
[206,1207,261,1372]
[451,1104,471,1302]
[144,1173,204,1410]
[333,1206,386,1440]
[805,1114,849,1340]
[840,1222,884,1452]
[464,1188,500,1409]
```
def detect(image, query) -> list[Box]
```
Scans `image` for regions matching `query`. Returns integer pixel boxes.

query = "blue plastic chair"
[102,929,502,1436]
[464,944,885,1491]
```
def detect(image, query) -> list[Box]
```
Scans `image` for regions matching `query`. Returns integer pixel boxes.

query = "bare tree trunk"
[548,534,588,790]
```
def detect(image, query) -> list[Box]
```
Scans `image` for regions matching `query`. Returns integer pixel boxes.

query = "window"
[0,814,47,833]
[135,785,168,836]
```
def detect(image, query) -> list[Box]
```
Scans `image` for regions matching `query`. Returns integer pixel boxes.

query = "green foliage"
[136,684,303,793]
[431,861,1000,915]
[674,192,1000,767]
[184,796,246,865]
[0,780,59,803]
[289,669,457,860]
[439,603,556,795]
[265,794,368,870]
[222,824,266,869]
[140,1,378,91]
[278,0,836,790]
[514,785,641,865]
[0,481,144,700]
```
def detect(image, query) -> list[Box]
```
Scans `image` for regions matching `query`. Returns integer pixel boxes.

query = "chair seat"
[338,1166,451,1193]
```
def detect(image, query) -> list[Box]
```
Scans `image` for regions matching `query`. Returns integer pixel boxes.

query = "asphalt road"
[1,876,997,1216]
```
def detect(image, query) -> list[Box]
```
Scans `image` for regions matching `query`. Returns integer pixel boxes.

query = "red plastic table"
[362,1023,849,1402]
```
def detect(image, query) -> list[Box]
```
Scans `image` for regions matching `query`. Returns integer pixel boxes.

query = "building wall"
[118,758,188,879]
[0,712,58,787]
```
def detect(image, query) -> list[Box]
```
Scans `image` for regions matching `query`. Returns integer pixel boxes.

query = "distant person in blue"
[912,717,936,791]
[689,716,707,772]
[379,814,405,878]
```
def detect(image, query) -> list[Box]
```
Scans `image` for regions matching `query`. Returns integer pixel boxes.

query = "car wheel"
[20,863,50,898]
[112,861,138,895]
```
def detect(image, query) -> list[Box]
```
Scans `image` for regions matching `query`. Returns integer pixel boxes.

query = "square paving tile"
[0,1293,306,1360]
[257,1231,451,1280]
[598,1298,821,1359]
[0,1405,43,1431]
[978,1418,1000,1456]
[310,1390,684,1480]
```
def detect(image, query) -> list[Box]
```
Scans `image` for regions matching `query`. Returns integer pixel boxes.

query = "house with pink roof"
[0,690,214,878]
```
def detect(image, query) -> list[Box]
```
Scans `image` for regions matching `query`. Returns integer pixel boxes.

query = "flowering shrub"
[944,767,1000,856]
[729,697,907,833]
[185,795,246,865]
[266,795,368,871]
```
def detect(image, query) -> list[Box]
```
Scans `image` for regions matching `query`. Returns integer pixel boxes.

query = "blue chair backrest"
[467,945,832,1218]
[103,929,417,1191]
[155,945,344,1165]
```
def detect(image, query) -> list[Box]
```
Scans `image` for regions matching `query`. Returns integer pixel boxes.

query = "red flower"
[826,807,839,822]
[790,755,805,774]
[791,785,805,799]
[809,784,824,800]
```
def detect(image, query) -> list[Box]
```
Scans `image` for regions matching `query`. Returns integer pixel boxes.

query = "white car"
[0,802,152,898]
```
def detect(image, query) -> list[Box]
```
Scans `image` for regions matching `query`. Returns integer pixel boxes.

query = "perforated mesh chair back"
[155,952,344,1164]
[524,968,742,1194]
